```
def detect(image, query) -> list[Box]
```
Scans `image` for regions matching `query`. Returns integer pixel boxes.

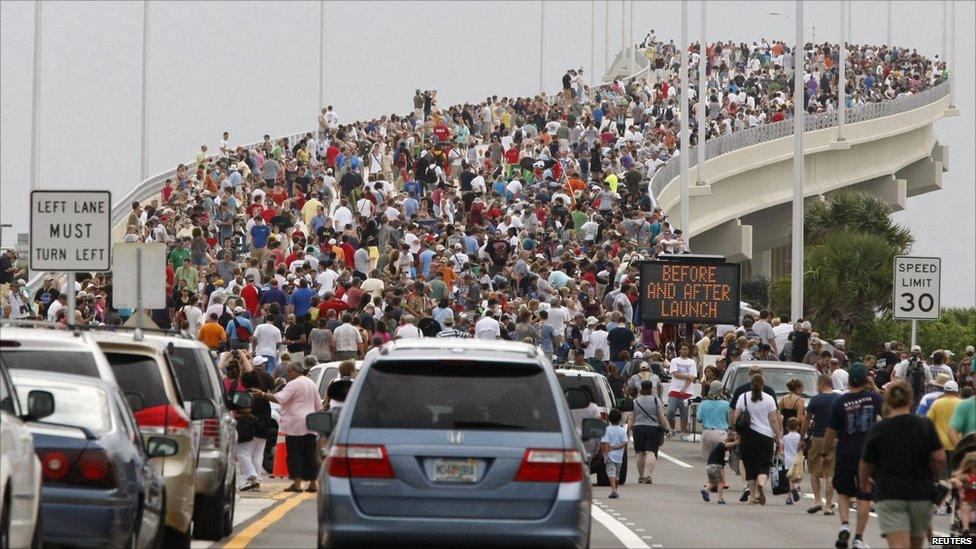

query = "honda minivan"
[306,339,605,549]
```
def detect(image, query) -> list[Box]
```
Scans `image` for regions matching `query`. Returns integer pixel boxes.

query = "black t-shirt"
[862,414,942,501]
[607,327,635,361]
[284,324,305,353]
[707,442,728,466]
[828,390,884,457]
[806,392,840,437]
[790,332,811,363]
[0,254,13,284]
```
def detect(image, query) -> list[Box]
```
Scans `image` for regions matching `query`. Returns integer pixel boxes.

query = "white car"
[0,363,46,549]
[309,360,360,400]
[553,368,616,419]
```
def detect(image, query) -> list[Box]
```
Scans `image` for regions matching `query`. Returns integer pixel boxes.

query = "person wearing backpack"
[227,306,254,350]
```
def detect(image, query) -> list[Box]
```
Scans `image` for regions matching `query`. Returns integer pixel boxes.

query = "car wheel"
[222,473,236,537]
[162,525,191,549]
[2,488,12,549]
[192,479,227,540]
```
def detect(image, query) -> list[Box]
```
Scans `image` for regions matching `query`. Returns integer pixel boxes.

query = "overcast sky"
[1,1,973,306]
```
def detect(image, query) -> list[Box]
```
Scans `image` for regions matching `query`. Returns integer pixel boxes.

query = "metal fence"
[649,80,951,199]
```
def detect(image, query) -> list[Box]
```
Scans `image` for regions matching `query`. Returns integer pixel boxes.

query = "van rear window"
[167,347,215,401]
[556,376,608,407]
[104,353,170,408]
[351,360,560,432]
[0,350,99,378]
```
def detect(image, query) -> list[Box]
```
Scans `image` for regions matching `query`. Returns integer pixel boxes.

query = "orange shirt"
[198,322,226,349]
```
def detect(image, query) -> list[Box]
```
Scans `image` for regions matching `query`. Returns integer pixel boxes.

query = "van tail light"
[327,445,395,478]
[515,449,585,483]
[40,449,116,488]
[134,404,191,436]
[200,418,221,450]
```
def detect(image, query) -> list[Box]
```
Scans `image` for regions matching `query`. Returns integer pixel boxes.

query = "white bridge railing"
[649,80,951,199]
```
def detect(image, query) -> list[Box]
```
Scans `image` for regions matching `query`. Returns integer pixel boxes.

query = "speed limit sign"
[892,256,941,320]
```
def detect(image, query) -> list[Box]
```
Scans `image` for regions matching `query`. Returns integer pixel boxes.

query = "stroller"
[946,433,976,536]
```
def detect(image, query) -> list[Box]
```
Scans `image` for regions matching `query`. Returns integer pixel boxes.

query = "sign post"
[892,256,941,348]
[112,243,166,339]
[30,190,112,326]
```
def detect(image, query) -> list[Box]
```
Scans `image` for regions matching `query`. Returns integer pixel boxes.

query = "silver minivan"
[306,339,605,549]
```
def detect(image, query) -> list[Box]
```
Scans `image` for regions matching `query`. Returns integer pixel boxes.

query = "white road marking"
[658,451,693,468]
[191,497,274,548]
[591,506,651,549]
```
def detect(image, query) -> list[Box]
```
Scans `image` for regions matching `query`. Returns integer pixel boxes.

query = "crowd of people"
[0,33,964,548]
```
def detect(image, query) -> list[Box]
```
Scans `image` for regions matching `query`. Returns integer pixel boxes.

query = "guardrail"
[649,80,951,200]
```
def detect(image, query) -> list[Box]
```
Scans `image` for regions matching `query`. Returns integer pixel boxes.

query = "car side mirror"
[125,392,146,413]
[25,390,55,421]
[565,388,589,409]
[146,436,179,458]
[616,398,634,412]
[306,411,333,436]
[581,417,607,441]
[190,398,217,420]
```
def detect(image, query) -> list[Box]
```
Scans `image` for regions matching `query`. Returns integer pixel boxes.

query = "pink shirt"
[275,375,323,436]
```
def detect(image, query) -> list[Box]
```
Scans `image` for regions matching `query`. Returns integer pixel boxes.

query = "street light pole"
[837,1,846,143]
[791,0,805,321]
[30,0,42,193]
[680,0,690,235]
[590,0,595,86]
[941,0,947,66]
[319,0,326,109]
[949,0,955,108]
[885,0,892,47]
[697,0,707,185]
[630,0,635,72]
[140,0,149,181]
[540,0,546,93]
[605,0,610,80]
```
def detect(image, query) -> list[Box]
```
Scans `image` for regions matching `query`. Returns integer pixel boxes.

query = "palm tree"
[804,191,914,253]
[804,229,900,345]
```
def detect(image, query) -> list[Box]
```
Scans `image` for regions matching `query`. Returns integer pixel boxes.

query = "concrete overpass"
[650,80,955,278]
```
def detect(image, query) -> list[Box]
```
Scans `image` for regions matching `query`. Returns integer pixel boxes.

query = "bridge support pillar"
[689,219,753,263]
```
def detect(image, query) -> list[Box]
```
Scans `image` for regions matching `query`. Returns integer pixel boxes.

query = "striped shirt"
[437,328,469,338]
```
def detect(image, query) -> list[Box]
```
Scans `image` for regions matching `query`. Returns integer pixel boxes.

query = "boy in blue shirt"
[600,409,628,499]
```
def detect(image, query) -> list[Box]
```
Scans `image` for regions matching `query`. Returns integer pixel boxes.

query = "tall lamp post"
[679,1,690,235]
[791,1,805,321]
[697,1,707,185]
[769,10,815,44]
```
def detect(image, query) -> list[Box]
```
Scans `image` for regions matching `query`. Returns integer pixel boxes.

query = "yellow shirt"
[927,395,961,451]
[301,198,323,225]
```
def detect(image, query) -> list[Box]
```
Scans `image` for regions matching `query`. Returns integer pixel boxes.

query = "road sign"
[892,256,941,320]
[639,257,741,324]
[112,243,166,310]
[29,190,112,272]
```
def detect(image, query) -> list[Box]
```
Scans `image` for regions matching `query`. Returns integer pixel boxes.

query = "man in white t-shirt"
[474,311,501,340]
[772,315,793,357]
[667,343,698,433]
[316,264,340,296]
[546,299,569,348]
[829,359,849,392]
[252,320,282,373]
[395,315,423,339]
[752,310,777,354]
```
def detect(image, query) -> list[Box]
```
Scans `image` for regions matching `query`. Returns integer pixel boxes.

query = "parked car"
[719,361,820,399]
[90,331,215,548]
[0,323,117,382]
[0,362,45,549]
[307,339,605,549]
[554,369,628,486]
[139,333,237,541]
[10,370,169,548]
[309,361,360,400]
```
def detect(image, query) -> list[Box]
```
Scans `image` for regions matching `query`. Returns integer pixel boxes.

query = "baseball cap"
[910,344,922,353]
[944,380,959,393]
[849,363,869,385]
[709,380,723,395]
[252,356,268,367]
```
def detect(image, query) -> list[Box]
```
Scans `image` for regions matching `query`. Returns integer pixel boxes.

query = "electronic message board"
[639,260,741,324]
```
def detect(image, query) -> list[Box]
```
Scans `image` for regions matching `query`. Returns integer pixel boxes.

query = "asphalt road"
[205,439,955,549]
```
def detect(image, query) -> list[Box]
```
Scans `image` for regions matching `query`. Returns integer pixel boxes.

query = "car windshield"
[352,360,561,432]
[733,367,819,398]
[316,367,340,398]
[104,353,170,408]
[12,378,111,435]
[0,350,100,377]
[167,346,215,401]
[556,375,609,407]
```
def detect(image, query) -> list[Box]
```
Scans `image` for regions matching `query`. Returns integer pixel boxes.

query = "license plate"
[432,458,478,483]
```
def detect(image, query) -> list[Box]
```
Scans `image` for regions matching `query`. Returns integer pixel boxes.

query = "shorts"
[666,396,690,422]
[605,460,621,480]
[632,425,663,455]
[807,437,836,478]
[832,452,870,499]
[875,500,933,538]
[192,255,209,267]
[706,464,724,486]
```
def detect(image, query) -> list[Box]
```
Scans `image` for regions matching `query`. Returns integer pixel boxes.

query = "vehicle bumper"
[318,482,590,549]
[39,486,136,547]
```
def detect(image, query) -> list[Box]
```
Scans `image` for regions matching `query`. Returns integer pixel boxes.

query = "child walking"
[949,452,976,535]
[600,409,628,499]
[782,417,803,505]
[701,433,738,504]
